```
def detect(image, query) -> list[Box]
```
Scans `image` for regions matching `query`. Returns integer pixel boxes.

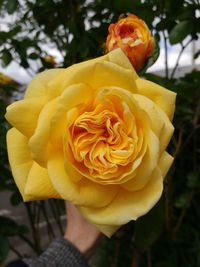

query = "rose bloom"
[106,14,155,71]
[5,49,176,236]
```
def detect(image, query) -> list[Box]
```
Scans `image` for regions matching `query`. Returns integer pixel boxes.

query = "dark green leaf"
[169,21,191,44]
[29,52,39,59]
[0,235,9,263]
[10,191,22,206]
[0,216,18,236]
[134,198,164,249]
[1,49,12,67]
[194,49,200,59]
[17,224,29,235]
[174,193,190,209]
[6,0,18,14]
[187,172,199,189]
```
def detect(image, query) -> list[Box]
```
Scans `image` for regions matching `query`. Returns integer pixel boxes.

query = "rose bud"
[105,14,155,71]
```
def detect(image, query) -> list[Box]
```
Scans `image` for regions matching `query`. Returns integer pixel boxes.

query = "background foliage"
[0,0,200,266]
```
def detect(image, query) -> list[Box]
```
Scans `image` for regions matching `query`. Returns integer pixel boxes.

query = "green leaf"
[29,52,39,60]
[10,191,22,206]
[174,193,190,209]
[0,216,18,236]
[187,172,199,189]
[169,21,191,44]
[134,198,164,249]
[1,49,12,67]
[0,235,9,263]
[6,0,19,14]
[194,49,200,59]
[17,224,29,235]
[139,37,160,75]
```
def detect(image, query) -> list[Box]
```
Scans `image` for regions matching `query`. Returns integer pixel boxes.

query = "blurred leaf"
[174,193,190,209]
[1,49,12,67]
[29,52,39,60]
[0,216,18,236]
[0,235,9,263]
[169,21,191,44]
[6,0,18,14]
[135,198,164,249]
[187,172,199,189]
[17,224,29,235]
[9,25,21,37]
[194,49,200,59]
[10,190,22,206]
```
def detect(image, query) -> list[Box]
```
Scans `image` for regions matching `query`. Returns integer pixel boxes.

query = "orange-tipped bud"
[106,14,155,71]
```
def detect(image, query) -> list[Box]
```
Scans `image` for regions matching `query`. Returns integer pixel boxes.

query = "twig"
[49,199,64,235]
[172,191,194,239]
[25,203,42,254]
[147,249,152,267]
[163,31,169,79]
[170,38,193,79]
[9,244,23,258]
[19,234,36,251]
[131,249,141,267]
[40,201,55,239]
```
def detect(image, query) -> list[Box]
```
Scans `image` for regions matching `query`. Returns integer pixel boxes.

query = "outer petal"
[28,98,58,167]
[79,167,163,236]
[49,49,138,95]
[47,153,118,208]
[6,128,33,201]
[107,48,138,77]
[133,94,174,152]
[136,79,176,120]
[25,162,60,199]
[121,130,159,191]
[5,97,47,137]
[158,151,174,177]
[25,69,65,99]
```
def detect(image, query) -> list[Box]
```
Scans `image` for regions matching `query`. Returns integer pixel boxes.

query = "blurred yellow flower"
[43,55,56,65]
[0,72,13,85]
[106,14,155,71]
[5,49,176,237]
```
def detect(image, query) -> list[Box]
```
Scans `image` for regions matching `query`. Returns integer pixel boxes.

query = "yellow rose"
[106,14,155,71]
[5,49,176,237]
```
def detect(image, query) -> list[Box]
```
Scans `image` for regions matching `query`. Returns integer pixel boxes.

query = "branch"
[170,38,193,79]
[162,31,169,79]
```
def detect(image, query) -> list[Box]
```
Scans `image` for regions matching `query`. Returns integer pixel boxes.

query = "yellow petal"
[108,48,138,78]
[79,167,163,230]
[5,97,47,137]
[28,98,58,167]
[87,223,120,238]
[50,59,137,95]
[25,162,60,199]
[158,151,174,178]
[6,128,33,201]
[133,94,174,152]
[136,79,176,120]
[50,83,93,148]
[47,55,108,97]
[25,69,65,99]
[121,130,159,191]
[47,153,118,208]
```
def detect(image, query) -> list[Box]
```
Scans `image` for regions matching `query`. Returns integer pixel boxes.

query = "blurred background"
[0,0,200,266]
